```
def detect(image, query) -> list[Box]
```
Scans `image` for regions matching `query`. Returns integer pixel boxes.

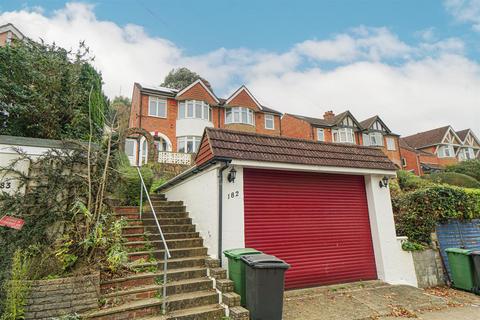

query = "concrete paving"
[282,281,480,320]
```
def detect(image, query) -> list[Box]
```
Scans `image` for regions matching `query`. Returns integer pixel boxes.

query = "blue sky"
[1,0,477,56]
[0,1,479,135]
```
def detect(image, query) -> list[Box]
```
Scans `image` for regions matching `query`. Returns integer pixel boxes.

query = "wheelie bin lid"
[241,254,290,269]
[224,248,262,260]
[445,248,472,255]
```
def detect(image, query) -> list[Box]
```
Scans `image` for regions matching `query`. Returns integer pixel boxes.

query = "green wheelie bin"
[223,248,262,306]
[445,248,475,292]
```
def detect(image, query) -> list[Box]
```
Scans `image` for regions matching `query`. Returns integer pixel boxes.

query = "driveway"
[283,281,480,320]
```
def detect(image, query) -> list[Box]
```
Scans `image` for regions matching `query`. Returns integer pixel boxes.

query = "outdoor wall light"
[227,167,237,183]
[379,176,389,188]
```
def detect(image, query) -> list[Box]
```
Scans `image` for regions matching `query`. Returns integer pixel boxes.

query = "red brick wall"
[226,89,260,110]
[381,135,402,168]
[177,82,218,106]
[400,147,421,175]
[136,94,178,150]
[281,115,313,140]
[0,32,7,46]
[255,113,281,135]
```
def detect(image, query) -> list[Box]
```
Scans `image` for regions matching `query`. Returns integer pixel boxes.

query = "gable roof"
[286,110,361,128]
[0,23,25,40]
[456,129,470,142]
[196,128,397,171]
[225,85,263,110]
[402,126,455,149]
[399,138,435,156]
[176,79,220,104]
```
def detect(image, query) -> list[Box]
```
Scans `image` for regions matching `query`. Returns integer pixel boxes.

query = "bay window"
[333,128,355,144]
[225,107,254,125]
[177,136,202,153]
[148,97,167,118]
[178,100,210,121]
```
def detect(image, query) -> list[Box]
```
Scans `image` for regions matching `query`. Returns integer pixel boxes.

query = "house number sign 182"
[227,191,240,199]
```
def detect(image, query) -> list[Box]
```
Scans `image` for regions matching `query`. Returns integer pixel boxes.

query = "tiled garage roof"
[197,128,397,171]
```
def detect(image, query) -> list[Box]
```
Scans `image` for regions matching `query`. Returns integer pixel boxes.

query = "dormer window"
[333,128,355,144]
[178,100,211,121]
[225,107,254,125]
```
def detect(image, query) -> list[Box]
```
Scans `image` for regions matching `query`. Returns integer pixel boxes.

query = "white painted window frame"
[386,137,396,151]
[178,100,210,121]
[264,114,275,130]
[317,128,325,142]
[177,136,202,153]
[148,96,167,118]
[225,107,255,126]
[333,128,355,144]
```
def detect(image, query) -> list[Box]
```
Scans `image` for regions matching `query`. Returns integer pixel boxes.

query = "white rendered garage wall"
[364,175,418,287]
[221,165,245,267]
[164,167,220,258]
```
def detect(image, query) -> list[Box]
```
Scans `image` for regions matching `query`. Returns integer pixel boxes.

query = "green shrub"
[396,170,433,191]
[422,171,480,188]
[394,185,480,244]
[151,178,167,193]
[117,165,154,206]
[446,159,480,181]
[1,250,31,320]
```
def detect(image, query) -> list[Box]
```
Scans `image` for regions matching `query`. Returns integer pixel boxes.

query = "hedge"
[394,185,480,244]
[422,172,480,188]
[446,159,480,182]
[117,166,154,206]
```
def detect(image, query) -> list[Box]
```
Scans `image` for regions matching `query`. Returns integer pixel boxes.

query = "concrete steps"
[91,195,228,319]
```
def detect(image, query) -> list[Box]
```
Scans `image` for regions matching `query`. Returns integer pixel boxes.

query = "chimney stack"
[323,111,335,121]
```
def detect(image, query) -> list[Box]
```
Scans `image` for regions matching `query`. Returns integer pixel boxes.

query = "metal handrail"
[136,166,171,314]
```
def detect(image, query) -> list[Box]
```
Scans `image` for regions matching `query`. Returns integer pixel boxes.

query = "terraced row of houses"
[127,78,479,175]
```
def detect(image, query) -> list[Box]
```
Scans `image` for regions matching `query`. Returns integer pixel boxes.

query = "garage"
[161,128,419,288]
[244,168,377,289]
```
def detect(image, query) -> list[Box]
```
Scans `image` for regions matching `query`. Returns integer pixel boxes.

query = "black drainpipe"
[218,160,231,266]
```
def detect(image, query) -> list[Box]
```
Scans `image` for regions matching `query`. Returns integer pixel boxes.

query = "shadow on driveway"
[283,281,480,320]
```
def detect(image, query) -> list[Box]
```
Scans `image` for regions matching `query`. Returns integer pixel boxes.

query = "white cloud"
[0,2,479,135]
[444,0,480,31]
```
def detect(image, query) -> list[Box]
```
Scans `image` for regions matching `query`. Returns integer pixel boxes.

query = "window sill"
[147,114,168,119]
[225,122,256,127]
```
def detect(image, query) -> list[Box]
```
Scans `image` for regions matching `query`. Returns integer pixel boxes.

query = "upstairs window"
[369,132,384,146]
[225,107,254,125]
[149,97,167,118]
[401,158,407,167]
[333,128,355,144]
[317,128,325,142]
[467,148,475,159]
[386,137,396,150]
[265,114,275,130]
[438,145,455,158]
[177,136,202,153]
[178,100,211,121]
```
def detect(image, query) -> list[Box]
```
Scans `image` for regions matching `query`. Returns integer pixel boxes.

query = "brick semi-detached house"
[400,126,480,175]
[281,112,403,168]
[128,79,282,165]
[0,23,24,46]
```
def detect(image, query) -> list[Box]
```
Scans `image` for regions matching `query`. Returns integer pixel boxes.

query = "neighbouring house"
[157,128,418,289]
[127,80,282,166]
[400,126,480,175]
[281,111,402,167]
[0,23,24,46]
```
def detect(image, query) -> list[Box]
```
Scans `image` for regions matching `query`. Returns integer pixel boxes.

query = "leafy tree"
[446,159,480,182]
[0,39,108,141]
[109,96,131,134]
[161,67,212,91]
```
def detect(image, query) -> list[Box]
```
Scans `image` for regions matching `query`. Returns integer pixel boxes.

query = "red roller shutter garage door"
[244,168,377,289]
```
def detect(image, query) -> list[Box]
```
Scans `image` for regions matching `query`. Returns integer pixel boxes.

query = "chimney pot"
[323,111,335,120]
